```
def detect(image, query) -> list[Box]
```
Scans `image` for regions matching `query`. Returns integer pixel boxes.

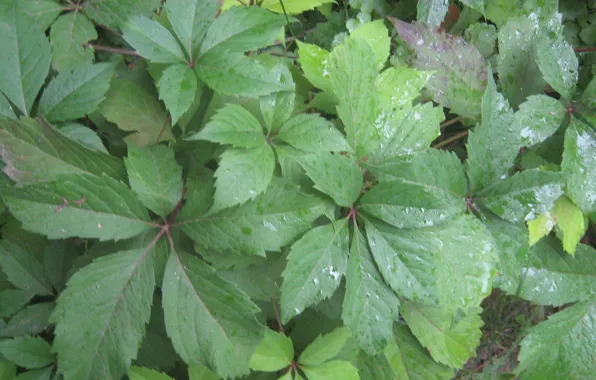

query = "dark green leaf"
[128,366,174,380]
[0,290,34,319]
[49,13,97,72]
[122,16,186,64]
[157,64,198,125]
[0,93,16,120]
[0,241,53,296]
[0,303,54,337]
[0,336,54,369]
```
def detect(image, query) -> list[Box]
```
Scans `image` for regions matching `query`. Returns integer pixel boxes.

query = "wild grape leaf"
[417,0,449,28]
[15,0,65,31]
[384,324,454,379]
[162,250,263,378]
[178,179,332,256]
[299,153,363,207]
[59,123,108,153]
[296,41,333,92]
[475,169,565,223]
[516,298,596,379]
[280,221,349,323]
[100,78,173,146]
[2,173,155,241]
[349,20,391,70]
[299,327,351,366]
[258,0,335,14]
[401,301,483,368]
[156,64,198,125]
[83,0,161,29]
[0,3,50,116]
[391,19,488,119]
[49,12,97,72]
[249,329,294,372]
[374,67,432,110]
[38,63,115,122]
[0,93,16,120]
[561,118,596,213]
[514,95,566,147]
[122,16,186,64]
[52,248,155,380]
[0,241,52,296]
[0,335,54,369]
[551,196,586,255]
[536,36,578,100]
[124,144,183,219]
[129,366,174,380]
[342,229,399,354]
[277,114,351,153]
[0,302,54,337]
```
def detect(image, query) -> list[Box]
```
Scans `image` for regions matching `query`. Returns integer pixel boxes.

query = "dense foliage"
[0,0,595,379]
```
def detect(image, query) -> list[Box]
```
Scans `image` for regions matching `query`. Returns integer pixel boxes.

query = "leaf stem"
[278,0,296,39]
[272,301,286,335]
[85,43,139,57]
[574,47,596,53]
[440,116,463,129]
[432,130,469,149]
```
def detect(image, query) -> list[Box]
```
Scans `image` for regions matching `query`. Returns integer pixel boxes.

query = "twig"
[440,116,463,129]
[278,0,296,39]
[272,301,286,335]
[155,114,171,144]
[432,130,469,149]
[85,43,139,56]
[574,47,596,53]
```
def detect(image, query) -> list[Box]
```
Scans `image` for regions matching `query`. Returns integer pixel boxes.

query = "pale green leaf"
[0,336,54,369]
[259,0,335,14]
[552,196,586,255]
[100,78,173,146]
[249,329,294,372]
[38,63,115,122]
[0,302,54,338]
[0,241,52,296]
[124,144,183,219]
[162,250,263,378]
[350,20,390,69]
[514,95,566,147]
[299,327,351,366]
[122,16,186,64]
[280,221,349,323]
[299,153,362,207]
[0,4,50,116]
[83,0,160,28]
[52,249,155,380]
[0,93,16,120]
[129,366,174,380]
[460,0,485,13]
[374,67,432,110]
[296,41,332,92]
[536,36,578,100]
[2,174,154,241]
[301,360,359,380]
[49,13,97,72]
[417,0,449,28]
[157,64,198,125]
[528,212,556,246]
[277,114,351,153]
[59,123,108,153]
[342,229,399,354]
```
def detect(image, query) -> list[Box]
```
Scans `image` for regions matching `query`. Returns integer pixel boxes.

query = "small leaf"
[514,95,566,147]
[249,329,294,372]
[129,366,174,380]
[49,12,97,72]
[301,360,359,380]
[59,123,108,153]
[157,64,198,125]
[122,16,186,64]
[0,241,53,296]
[536,36,578,100]
[83,0,160,29]
[0,336,54,369]
[277,114,351,153]
[552,196,586,255]
[349,20,391,69]
[0,302,54,338]
[417,0,449,28]
[528,212,556,246]
[296,41,332,92]
[299,327,351,366]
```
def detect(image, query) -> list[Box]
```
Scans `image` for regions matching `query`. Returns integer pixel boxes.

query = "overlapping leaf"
[562,118,596,213]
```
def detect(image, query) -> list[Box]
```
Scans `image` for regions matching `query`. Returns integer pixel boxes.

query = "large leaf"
[342,229,399,354]
[0,241,52,296]
[249,329,294,372]
[124,144,183,219]
[277,114,351,153]
[516,299,596,379]
[49,12,97,72]
[514,95,566,147]
[38,63,115,122]
[536,36,578,100]
[0,3,50,116]
[122,16,186,64]
[156,64,198,125]
[162,250,263,378]
[0,118,125,185]
[2,174,155,241]
[0,336,54,369]
[83,0,160,28]
[280,221,349,323]
[52,248,155,380]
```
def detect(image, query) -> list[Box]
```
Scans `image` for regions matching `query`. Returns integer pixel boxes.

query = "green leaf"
[129,367,174,380]
[188,364,218,380]
[0,362,16,380]
[384,324,454,379]
[349,20,391,70]
[359,179,466,228]
[0,336,54,369]
[465,23,496,57]
[14,367,52,380]
[189,104,266,148]
[299,327,351,366]
[51,249,155,380]
[561,118,596,213]
[259,0,335,14]
[258,58,295,132]
[528,212,556,246]
[165,0,220,62]
[0,303,54,338]
[476,169,565,223]
[357,351,395,379]
[49,13,97,72]
[277,114,351,153]
[296,41,332,92]
[552,196,586,255]
[2,174,154,241]
[514,95,566,147]
[0,4,50,116]
[213,146,275,210]
[178,179,331,256]
[417,0,449,28]
[0,241,52,296]
[374,67,432,110]
[299,153,363,207]
[38,63,115,122]
[100,78,173,146]
[83,0,160,28]
[122,16,186,64]
[15,0,64,31]
[135,295,178,370]
[342,229,399,354]
[249,329,294,372]
[516,299,596,379]
[301,360,359,380]
[43,241,78,293]
[536,36,578,100]
[0,290,34,319]
[401,301,483,368]
[162,250,263,378]
[0,93,16,120]
[156,64,198,125]
[59,123,108,153]
[466,72,517,192]
[280,221,349,323]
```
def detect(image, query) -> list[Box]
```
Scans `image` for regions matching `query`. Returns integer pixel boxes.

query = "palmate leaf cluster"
[0,0,595,379]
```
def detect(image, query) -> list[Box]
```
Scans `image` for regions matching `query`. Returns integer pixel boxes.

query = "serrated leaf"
[299,327,351,366]
[514,95,566,147]
[401,301,483,368]
[0,241,52,297]
[359,179,466,228]
[299,153,362,207]
[125,144,183,219]
[0,303,54,338]
[0,336,54,369]
[0,290,34,319]
[51,248,155,380]
[417,0,449,28]
[249,329,294,372]
[0,4,50,116]
[476,169,565,223]
[122,16,186,64]
[156,64,198,125]
[277,114,351,153]
[301,360,359,380]
[527,212,556,246]
[49,13,97,72]
[552,196,586,255]
[342,229,399,354]
[280,221,349,323]
[391,19,487,119]
[561,118,596,213]
[100,78,173,146]
[59,123,108,153]
[189,104,265,148]
[38,63,115,122]
[384,324,454,379]
[536,36,578,100]
[188,364,218,380]
[83,0,160,28]
[374,67,432,110]
[350,20,390,69]
[15,0,64,31]
[162,250,263,378]
[259,0,335,14]
[2,174,155,241]
[296,41,332,92]
[516,299,596,379]
[128,366,174,380]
